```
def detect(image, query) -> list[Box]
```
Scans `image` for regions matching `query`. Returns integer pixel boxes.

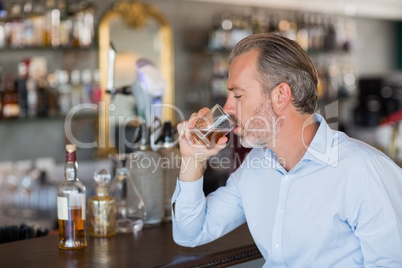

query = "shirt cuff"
[175,176,205,203]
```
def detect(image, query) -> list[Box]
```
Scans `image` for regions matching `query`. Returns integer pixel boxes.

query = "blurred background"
[0,0,401,235]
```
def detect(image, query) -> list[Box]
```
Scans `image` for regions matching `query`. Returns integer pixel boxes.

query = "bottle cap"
[93,169,112,186]
[66,144,77,162]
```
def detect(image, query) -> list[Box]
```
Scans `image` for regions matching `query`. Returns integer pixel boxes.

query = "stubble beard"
[238,98,280,148]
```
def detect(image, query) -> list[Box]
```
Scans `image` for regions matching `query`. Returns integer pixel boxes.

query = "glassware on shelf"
[88,169,116,238]
[18,163,41,218]
[0,161,14,215]
[3,163,24,217]
[109,154,145,233]
[0,0,95,49]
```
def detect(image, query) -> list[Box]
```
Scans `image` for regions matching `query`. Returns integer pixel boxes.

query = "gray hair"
[228,33,318,114]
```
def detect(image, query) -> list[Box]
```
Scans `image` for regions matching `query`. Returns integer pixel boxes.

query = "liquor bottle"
[323,16,337,52]
[267,13,279,33]
[70,69,81,108]
[91,69,102,105]
[31,0,46,47]
[88,169,116,238]
[44,0,59,47]
[81,69,92,104]
[295,13,308,52]
[157,120,181,222]
[22,0,35,46]
[58,0,71,47]
[16,61,28,118]
[26,64,38,118]
[56,70,72,115]
[46,72,59,116]
[78,0,95,48]
[36,74,49,117]
[68,0,80,47]
[8,1,24,48]
[57,144,87,250]
[250,9,263,34]
[1,74,20,119]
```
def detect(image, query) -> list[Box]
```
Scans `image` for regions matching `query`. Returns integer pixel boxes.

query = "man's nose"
[223,96,236,116]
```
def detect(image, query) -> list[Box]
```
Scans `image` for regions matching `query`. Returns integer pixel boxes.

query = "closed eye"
[234,95,242,99]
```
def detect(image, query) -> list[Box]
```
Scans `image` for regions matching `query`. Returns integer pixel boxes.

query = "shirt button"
[278,208,283,214]
[274,243,279,248]
[284,175,289,180]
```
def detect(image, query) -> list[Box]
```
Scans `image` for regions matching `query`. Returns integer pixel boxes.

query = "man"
[173,33,402,267]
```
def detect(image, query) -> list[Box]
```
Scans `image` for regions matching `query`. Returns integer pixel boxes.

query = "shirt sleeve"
[172,173,246,247]
[347,155,402,267]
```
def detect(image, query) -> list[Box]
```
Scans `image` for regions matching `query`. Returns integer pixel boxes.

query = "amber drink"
[58,207,86,248]
[192,128,232,149]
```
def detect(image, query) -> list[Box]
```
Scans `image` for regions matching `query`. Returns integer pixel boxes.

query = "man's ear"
[271,83,292,112]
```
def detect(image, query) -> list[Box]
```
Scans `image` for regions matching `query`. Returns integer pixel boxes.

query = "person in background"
[172,33,402,267]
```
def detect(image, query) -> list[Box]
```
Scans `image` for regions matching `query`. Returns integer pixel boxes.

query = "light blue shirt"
[172,114,402,267]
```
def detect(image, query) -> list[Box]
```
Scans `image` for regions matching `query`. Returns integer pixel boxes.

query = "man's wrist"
[179,156,207,182]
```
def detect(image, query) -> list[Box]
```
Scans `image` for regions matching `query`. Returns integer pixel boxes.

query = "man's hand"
[177,107,229,182]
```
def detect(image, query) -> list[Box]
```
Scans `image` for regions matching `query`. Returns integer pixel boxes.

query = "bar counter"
[0,223,262,267]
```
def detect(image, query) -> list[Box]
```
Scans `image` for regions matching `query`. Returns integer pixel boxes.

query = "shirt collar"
[262,113,335,167]
[303,113,334,166]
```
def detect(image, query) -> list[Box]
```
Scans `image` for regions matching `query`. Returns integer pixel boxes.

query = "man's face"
[223,50,280,148]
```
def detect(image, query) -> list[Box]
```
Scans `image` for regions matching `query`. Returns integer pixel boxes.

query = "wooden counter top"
[0,223,262,267]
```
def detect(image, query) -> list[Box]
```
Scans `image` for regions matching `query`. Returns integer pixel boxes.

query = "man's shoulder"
[336,131,380,155]
[335,130,395,165]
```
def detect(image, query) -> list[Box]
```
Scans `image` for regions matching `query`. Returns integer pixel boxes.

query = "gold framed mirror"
[97,1,174,157]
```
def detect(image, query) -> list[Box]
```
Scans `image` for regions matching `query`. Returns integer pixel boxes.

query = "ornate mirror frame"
[97,1,174,157]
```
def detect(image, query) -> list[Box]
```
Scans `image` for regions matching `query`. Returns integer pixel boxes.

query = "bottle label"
[57,196,69,220]
[82,195,86,220]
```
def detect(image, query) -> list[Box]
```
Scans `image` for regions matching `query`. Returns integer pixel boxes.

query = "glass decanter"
[109,154,145,233]
[88,169,116,238]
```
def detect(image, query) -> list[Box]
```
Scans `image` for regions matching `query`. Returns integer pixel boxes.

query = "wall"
[0,0,400,163]
[350,18,397,76]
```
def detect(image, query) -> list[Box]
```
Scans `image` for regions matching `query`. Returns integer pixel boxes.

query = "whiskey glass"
[190,104,235,149]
